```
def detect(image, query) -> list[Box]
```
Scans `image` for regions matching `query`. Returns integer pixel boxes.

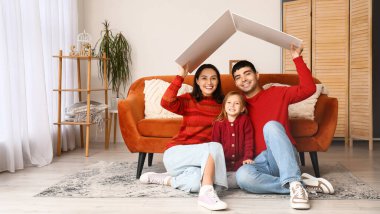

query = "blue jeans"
[236,121,301,194]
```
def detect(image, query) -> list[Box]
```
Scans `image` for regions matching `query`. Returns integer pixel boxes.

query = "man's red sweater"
[245,56,316,157]
[161,75,222,149]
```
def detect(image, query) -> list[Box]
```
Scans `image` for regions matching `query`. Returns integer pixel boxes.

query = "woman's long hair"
[190,64,224,104]
[216,91,247,121]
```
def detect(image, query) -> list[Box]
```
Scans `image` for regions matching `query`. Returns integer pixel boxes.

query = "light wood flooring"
[0,140,379,213]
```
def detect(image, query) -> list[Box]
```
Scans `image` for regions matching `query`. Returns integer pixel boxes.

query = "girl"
[140,64,228,211]
[212,91,254,188]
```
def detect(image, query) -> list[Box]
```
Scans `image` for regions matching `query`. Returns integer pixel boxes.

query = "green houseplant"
[97,20,132,99]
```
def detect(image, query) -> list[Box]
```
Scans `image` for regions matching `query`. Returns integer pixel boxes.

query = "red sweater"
[161,75,222,149]
[246,56,316,157]
[211,114,254,171]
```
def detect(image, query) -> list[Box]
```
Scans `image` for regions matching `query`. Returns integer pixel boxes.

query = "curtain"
[0,0,79,172]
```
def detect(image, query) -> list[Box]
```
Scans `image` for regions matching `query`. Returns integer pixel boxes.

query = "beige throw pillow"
[144,79,193,119]
[262,83,327,120]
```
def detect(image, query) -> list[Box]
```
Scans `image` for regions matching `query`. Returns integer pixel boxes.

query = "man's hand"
[242,159,254,165]
[290,44,304,59]
[179,64,189,78]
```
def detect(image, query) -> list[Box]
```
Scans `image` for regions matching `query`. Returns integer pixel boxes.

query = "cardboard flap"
[175,10,236,73]
[233,13,302,50]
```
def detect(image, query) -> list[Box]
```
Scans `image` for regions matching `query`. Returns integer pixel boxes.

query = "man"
[232,45,334,210]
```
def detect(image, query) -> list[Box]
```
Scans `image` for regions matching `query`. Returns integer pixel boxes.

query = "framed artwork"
[229,60,243,74]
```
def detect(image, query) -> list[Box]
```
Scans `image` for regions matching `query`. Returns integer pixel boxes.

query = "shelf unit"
[53,50,110,157]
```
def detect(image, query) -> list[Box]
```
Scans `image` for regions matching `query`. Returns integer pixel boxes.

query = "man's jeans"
[236,121,301,194]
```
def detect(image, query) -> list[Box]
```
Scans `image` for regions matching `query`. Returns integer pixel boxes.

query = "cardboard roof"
[175,10,302,72]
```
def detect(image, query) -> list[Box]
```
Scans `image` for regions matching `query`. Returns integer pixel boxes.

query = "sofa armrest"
[118,93,145,153]
[313,95,339,151]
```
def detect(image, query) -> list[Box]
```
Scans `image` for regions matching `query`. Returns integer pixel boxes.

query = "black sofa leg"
[299,152,305,166]
[148,153,153,166]
[309,152,320,178]
[136,152,147,179]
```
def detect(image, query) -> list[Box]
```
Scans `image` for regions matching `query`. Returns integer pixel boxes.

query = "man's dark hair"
[231,60,257,78]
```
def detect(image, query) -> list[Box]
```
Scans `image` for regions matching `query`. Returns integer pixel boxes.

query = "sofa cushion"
[263,83,327,120]
[290,119,318,137]
[138,118,182,137]
[144,79,193,119]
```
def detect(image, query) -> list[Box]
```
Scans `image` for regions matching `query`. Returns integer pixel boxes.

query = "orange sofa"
[118,74,338,178]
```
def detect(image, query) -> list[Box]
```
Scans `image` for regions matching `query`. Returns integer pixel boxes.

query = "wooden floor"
[1,140,379,213]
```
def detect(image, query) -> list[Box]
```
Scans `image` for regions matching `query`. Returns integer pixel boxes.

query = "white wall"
[79,0,282,142]
[80,0,282,86]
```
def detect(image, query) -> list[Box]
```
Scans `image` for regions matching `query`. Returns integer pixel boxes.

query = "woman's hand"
[242,159,254,165]
[179,64,189,78]
[290,44,304,59]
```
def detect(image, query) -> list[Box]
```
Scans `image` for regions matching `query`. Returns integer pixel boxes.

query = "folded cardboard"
[176,10,302,72]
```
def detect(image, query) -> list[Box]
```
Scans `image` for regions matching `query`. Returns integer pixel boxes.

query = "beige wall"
[79,0,281,142]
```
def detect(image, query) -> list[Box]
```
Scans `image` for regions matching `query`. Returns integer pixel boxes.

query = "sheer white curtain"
[0,0,79,172]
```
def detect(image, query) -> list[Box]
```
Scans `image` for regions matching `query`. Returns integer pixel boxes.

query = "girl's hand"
[242,159,254,165]
[179,64,189,78]
[290,44,304,59]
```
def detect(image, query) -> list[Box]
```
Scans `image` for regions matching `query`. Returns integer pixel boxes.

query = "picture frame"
[229,60,243,74]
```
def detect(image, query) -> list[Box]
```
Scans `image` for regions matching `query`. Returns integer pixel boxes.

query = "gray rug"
[36,161,380,199]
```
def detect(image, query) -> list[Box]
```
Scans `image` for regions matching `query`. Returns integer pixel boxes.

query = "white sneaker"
[198,185,228,211]
[139,172,171,185]
[302,173,335,194]
[289,182,310,210]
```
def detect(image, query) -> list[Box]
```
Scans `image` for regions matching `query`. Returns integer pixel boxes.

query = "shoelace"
[293,185,307,199]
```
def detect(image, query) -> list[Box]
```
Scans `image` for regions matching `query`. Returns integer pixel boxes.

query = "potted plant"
[96,20,132,108]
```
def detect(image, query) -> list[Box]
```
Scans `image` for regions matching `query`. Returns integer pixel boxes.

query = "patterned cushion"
[144,79,193,119]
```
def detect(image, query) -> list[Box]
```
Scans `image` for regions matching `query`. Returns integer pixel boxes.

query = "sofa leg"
[299,152,305,166]
[136,152,147,179]
[148,153,153,167]
[309,152,320,178]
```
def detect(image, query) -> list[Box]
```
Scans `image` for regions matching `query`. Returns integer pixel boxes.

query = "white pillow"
[263,83,327,120]
[144,79,193,119]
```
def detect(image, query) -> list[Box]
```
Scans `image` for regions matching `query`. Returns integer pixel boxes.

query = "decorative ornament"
[77,30,92,56]
[69,45,78,56]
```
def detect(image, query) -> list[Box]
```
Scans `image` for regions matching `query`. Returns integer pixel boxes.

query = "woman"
[140,64,228,211]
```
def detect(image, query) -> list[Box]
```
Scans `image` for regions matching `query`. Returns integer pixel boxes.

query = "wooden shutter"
[312,0,350,140]
[350,0,373,149]
[282,0,311,73]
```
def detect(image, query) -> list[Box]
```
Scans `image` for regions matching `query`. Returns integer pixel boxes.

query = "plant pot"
[110,96,122,111]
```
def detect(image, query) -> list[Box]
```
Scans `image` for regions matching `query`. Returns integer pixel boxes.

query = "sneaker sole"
[302,173,335,194]
[291,203,311,210]
[198,201,227,211]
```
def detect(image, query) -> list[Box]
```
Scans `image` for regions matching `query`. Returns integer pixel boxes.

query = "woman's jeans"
[236,121,301,194]
[163,142,228,193]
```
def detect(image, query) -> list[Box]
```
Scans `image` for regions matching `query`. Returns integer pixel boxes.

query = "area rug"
[36,161,380,199]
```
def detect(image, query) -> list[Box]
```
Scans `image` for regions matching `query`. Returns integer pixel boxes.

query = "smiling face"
[233,66,261,98]
[224,94,245,121]
[196,68,219,97]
